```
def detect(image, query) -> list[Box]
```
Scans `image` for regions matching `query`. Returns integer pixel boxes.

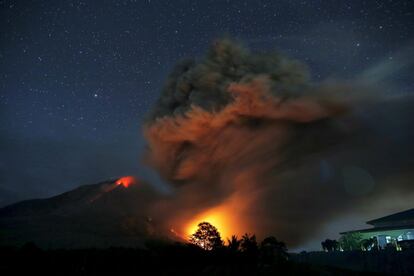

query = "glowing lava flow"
[115,176,136,188]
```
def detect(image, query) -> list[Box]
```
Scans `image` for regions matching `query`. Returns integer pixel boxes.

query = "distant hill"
[0,187,21,208]
[0,178,174,249]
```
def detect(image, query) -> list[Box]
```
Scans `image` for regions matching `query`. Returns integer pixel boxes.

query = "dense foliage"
[189,222,223,250]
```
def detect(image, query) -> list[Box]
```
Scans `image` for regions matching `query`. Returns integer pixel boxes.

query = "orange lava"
[115,176,136,188]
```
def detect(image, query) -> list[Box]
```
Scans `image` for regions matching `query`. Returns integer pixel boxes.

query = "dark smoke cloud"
[143,39,414,246]
[149,39,309,119]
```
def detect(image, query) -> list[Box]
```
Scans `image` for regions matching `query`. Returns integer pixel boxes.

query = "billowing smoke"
[143,39,414,246]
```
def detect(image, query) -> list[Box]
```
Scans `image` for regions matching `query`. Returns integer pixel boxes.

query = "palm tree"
[227,235,241,252]
[240,233,259,262]
[240,234,257,251]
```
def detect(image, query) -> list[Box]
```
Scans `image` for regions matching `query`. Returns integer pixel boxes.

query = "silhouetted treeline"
[0,240,370,276]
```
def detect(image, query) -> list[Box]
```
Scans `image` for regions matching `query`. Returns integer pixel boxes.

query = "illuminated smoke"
[143,39,414,245]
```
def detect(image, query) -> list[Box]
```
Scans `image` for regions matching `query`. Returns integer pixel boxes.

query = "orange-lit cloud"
[142,39,414,246]
[144,74,345,245]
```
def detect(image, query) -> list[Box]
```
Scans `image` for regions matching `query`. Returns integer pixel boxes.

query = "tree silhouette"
[227,235,241,252]
[321,239,339,252]
[240,233,259,261]
[339,233,363,251]
[189,221,223,250]
[332,240,339,251]
[260,236,288,263]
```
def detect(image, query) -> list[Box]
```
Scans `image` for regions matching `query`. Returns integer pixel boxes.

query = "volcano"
[0,178,172,249]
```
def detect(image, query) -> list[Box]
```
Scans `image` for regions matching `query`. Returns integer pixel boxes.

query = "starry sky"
[0,0,413,205]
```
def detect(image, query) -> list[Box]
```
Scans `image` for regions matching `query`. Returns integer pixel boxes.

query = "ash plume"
[143,39,414,246]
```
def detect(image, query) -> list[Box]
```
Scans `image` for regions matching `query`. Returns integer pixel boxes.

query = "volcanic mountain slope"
[0,187,21,208]
[0,178,166,249]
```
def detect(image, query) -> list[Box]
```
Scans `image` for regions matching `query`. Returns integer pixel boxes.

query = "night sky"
[1,0,413,208]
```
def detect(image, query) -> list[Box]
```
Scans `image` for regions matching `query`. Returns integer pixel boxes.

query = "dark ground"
[0,242,388,276]
[292,249,414,276]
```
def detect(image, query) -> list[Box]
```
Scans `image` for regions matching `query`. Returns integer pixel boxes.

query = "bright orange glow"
[184,204,243,242]
[115,176,136,188]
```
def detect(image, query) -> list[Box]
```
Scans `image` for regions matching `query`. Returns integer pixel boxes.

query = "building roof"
[340,224,414,235]
[367,208,414,226]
